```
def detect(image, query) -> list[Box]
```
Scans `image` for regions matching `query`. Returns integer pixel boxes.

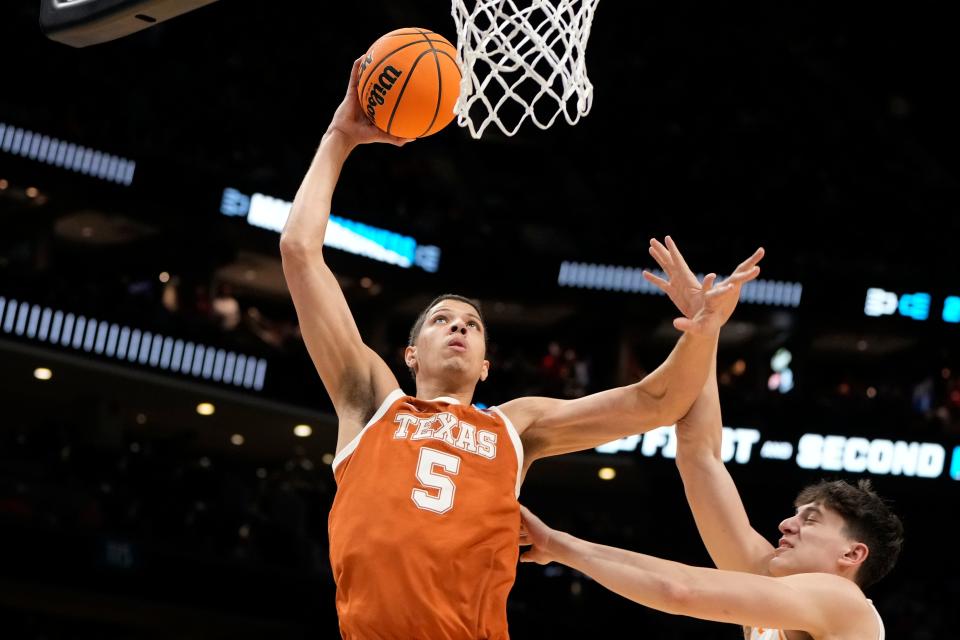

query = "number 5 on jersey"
[413,447,461,514]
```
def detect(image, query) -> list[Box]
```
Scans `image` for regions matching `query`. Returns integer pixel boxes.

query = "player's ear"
[840,541,869,571]
[405,345,418,373]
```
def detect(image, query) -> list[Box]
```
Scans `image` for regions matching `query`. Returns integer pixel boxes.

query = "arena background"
[1,2,958,637]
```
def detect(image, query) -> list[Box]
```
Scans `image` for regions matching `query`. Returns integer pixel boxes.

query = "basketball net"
[451,0,600,138]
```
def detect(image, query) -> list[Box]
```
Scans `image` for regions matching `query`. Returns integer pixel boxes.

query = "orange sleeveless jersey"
[329,390,524,639]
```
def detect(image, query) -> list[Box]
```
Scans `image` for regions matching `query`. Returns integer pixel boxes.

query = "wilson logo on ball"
[365,66,403,122]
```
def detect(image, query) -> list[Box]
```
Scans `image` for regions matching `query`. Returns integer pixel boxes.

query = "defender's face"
[768,502,860,578]
[406,301,489,384]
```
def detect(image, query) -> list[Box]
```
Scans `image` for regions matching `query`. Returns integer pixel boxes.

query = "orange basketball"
[357,28,461,139]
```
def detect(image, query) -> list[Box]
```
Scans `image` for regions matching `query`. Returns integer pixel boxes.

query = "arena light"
[293,424,313,438]
[0,294,267,391]
[598,467,616,480]
[196,402,215,416]
[40,0,220,48]
[0,121,136,185]
[557,261,803,308]
[33,367,53,380]
[220,187,441,272]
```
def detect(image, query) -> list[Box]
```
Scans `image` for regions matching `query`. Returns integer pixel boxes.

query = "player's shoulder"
[779,573,868,609]
[494,395,546,432]
[778,574,876,637]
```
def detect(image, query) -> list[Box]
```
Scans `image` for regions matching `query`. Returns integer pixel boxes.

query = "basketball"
[357,28,461,139]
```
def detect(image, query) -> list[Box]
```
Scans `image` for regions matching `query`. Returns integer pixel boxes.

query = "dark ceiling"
[1,1,958,291]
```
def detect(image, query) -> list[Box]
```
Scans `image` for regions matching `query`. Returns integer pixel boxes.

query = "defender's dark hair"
[794,479,904,588]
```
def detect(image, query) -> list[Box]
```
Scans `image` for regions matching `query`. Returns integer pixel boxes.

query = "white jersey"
[745,599,884,640]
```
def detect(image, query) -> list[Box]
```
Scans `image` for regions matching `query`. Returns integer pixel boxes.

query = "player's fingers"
[642,270,670,291]
[649,239,674,271]
[348,56,364,90]
[665,235,694,275]
[726,266,760,284]
[735,247,765,272]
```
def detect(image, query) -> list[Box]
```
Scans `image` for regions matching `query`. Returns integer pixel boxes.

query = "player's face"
[768,502,861,578]
[407,300,489,384]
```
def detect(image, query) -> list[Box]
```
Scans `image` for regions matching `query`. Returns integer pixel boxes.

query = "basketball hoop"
[450,0,600,138]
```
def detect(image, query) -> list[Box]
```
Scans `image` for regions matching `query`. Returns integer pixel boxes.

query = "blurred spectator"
[245,306,301,350]
[161,275,180,313]
[193,283,212,318]
[540,341,591,399]
[211,282,241,331]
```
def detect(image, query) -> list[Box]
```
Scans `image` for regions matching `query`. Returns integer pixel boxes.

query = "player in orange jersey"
[280,59,763,639]
[517,238,902,640]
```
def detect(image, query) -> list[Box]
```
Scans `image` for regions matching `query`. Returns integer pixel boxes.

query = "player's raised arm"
[280,59,411,447]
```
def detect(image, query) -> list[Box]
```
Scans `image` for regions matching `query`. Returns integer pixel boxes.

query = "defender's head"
[769,479,904,588]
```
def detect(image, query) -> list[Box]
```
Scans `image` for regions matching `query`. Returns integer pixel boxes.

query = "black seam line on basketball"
[360,41,431,100]
[419,29,443,138]
[387,49,435,136]
[418,50,463,134]
[413,27,446,43]
[433,50,462,79]
[409,35,448,44]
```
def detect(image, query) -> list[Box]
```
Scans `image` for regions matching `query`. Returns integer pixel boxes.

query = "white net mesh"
[451,0,600,138]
